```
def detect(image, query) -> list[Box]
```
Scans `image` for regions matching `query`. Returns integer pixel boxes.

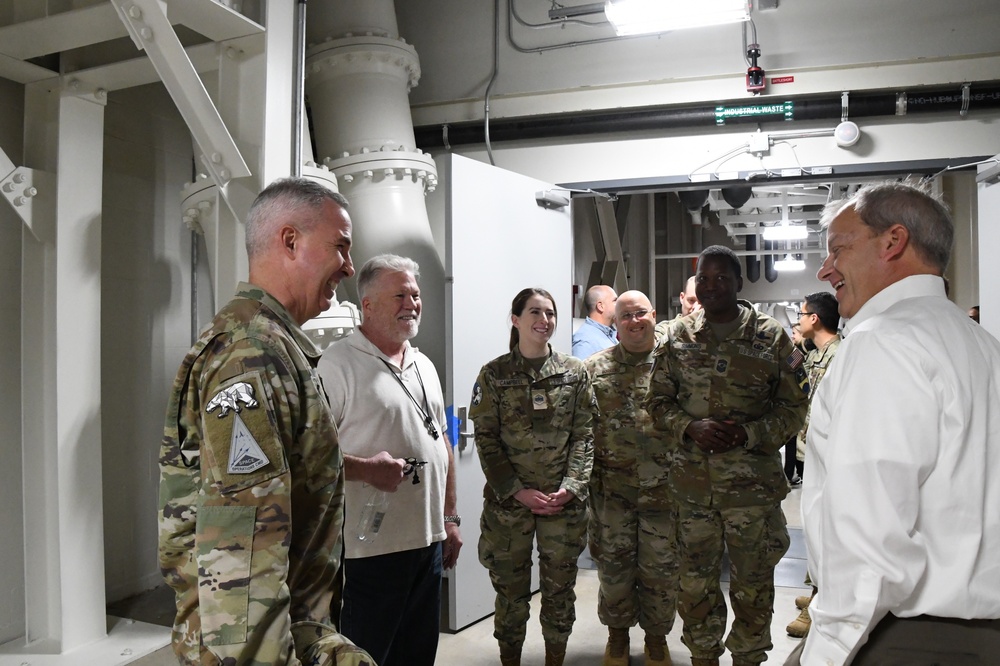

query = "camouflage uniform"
[795,335,841,462]
[645,302,808,664]
[470,346,595,653]
[584,344,678,635]
[159,283,372,666]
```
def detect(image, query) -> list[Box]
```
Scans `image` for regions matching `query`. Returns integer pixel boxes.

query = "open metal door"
[444,154,573,631]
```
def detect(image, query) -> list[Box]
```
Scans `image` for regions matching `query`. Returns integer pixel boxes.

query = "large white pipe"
[304,0,444,369]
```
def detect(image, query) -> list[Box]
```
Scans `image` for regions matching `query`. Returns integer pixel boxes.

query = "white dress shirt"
[801,275,1000,665]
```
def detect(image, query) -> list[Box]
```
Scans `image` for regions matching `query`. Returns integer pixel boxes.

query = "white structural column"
[19,83,107,652]
[305,0,445,367]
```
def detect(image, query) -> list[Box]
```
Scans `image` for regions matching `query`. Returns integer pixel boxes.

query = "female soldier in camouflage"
[469,288,596,666]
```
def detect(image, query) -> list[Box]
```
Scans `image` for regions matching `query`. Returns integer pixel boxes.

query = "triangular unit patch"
[227,412,270,474]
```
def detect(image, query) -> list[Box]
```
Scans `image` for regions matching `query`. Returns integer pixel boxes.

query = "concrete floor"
[122,489,808,666]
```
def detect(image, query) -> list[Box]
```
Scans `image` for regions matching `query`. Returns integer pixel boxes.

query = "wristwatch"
[444,515,461,526]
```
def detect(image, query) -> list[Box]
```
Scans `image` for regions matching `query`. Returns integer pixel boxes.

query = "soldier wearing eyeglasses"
[585,290,678,666]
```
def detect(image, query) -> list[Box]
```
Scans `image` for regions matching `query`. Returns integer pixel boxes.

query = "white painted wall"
[0,75,25,646]
[100,84,194,602]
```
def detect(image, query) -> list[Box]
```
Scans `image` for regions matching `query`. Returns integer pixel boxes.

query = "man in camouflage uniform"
[645,245,809,666]
[785,290,841,638]
[586,290,678,666]
[159,178,373,666]
[655,275,700,340]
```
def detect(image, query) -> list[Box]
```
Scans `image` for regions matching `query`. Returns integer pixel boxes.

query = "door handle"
[457,406,475,452]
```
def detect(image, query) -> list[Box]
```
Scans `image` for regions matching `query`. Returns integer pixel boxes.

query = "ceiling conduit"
[414,82,1000,149]
[304,0,446,367]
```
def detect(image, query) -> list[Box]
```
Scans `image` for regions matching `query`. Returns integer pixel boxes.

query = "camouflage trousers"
[588,473,678,634]
[479,496,588,651]
[177,623,375,666]
[674,500,789,663]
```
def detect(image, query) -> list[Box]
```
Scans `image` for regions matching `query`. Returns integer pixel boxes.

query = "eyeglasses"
[618,309,650,321]
[796,310,815,318]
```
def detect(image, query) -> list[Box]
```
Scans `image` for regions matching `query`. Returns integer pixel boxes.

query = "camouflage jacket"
[646,301,809,508]
[159,283,356,665]
[584,344,669,490]
[799,334,841,441]
[470,346,595,503]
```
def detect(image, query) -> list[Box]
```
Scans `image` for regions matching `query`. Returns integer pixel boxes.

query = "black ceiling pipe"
[745,233,760,284]
[415,81,1000,150]
[763,239,778,283]
[678,189,709,211]
[722,185,754,209]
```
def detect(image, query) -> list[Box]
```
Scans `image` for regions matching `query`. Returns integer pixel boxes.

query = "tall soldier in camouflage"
[471,287,595,666]
[159,178,374,666]
[585,290,678,666]
[645,245,809,666]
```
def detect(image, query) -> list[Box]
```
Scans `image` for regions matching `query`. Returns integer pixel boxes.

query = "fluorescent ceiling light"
[775,254,806,272]
[605,0,750,36]
[762,223,809,241]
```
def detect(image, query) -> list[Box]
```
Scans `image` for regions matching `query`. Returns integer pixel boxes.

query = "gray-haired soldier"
[159,178,373,665]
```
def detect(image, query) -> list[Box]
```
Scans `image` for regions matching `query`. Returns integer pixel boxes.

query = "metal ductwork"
[414,82,1000,149]
[305,0,444,367]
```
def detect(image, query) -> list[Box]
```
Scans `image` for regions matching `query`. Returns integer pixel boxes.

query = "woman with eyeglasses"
[468,287,595,666]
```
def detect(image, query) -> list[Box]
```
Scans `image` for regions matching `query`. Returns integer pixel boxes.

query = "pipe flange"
[301,163,341,194]
[960,83,971,117]
[305,36,420,89]
[324,150,438,193]
[895,91,908,116]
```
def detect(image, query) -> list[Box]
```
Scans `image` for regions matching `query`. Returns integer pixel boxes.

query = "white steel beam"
[0,1,262,62]
[16,81,107,653]
[0,3,125,61]
[0,52,58,85]
[111,0,250,188]
[166,0,264,42]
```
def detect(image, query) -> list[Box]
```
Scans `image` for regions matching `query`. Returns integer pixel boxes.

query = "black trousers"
[342,542,443,666]
[783,437,802,481]
[786,614,1000,665]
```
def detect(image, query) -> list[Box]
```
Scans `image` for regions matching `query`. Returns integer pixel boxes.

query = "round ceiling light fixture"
[835,120,861,148]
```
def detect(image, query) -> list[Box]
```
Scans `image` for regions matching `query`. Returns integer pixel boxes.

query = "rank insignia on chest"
[715,359,729,373]
[532,389,548,410]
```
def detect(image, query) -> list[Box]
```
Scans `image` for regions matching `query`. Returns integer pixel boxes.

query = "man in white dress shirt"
[788,181,1000,665]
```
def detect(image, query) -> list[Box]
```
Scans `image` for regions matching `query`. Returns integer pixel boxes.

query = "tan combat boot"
[794,594,812,610]
[786,606,812,637]
[603,627,630,665]
[690,659,720,666]
[499,643,521,666]
[544,642,567,666]
[643,633,672,666]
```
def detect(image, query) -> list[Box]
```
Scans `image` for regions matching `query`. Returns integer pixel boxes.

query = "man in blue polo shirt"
[572,285,618,359]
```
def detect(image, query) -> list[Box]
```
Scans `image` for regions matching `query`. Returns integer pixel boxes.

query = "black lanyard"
[380,358,439,440]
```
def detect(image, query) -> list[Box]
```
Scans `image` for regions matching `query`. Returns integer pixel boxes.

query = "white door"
[444,154,574,631]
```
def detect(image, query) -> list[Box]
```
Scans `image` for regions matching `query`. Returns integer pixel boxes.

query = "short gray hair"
[825,180,953,272]
[357,254,421,301]
[244,178,349,259]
